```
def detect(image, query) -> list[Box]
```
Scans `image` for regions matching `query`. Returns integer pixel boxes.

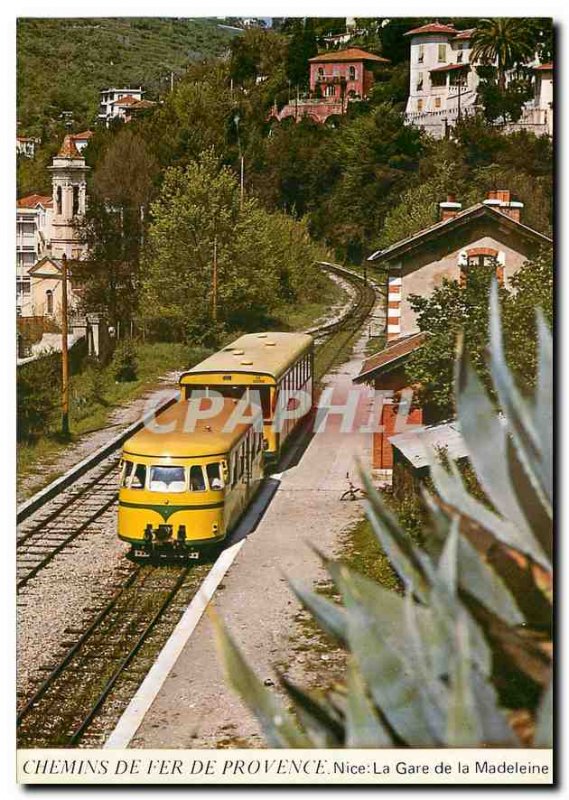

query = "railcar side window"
[206,463,224,490]
[189,465,206,492]
[131,464,147,490]
[149,465,186,492]
[121,460,134,487]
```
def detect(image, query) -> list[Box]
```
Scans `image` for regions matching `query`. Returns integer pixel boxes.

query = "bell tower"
[48,135,90,260]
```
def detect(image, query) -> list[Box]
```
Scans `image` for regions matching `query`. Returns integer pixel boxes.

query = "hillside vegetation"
[17,17,238,135]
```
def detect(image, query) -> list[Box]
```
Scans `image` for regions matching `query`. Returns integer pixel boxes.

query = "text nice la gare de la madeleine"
[20,755,551,779]
[142,387,417,436]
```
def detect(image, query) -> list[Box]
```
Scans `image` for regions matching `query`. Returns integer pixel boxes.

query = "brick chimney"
[439,194,462,221]
[483,189,523,222]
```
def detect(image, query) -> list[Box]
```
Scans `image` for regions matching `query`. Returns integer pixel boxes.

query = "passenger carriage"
[118,398,264,558]
[178,332,314,463]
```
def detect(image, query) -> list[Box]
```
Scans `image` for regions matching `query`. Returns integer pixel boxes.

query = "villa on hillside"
[268,47,390,125]
[354,189,552,482]
[404,21,553,138]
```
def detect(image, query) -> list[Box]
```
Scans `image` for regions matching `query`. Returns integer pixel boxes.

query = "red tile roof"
[404,22,457,36]
[114,95,140,105]
[129,99,156,110]
[72,130,94,140]
[534,62,553,71]
[57,134,82,159]
[309,47,390,64]
[453,28,475,40]
[354,333,427,383]
[430,62,470,73]
[17,193,53,209]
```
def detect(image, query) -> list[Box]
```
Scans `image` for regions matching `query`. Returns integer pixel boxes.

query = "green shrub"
[111,339,139,382]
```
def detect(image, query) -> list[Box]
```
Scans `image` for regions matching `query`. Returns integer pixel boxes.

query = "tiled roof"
[404,22,457,36]
[129,99,156,109]
[430,62,470,73]
[534,62,553,71]
[57,134,82,159]
[309,47,390,64]
[353,332,427,383]
[17,193,53,209]
[114,95,140,106]
[367,203,552,265]
[72,130,94,140]
[453,28,475,40]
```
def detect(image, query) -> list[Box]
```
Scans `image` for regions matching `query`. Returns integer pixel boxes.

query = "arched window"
[459,248,503,287]
[72,186,80,216]
[46,289,54,315]
[348,65,356,81]
[56,186,62,216]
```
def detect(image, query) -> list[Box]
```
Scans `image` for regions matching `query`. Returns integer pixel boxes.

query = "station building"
[355,189,552,482]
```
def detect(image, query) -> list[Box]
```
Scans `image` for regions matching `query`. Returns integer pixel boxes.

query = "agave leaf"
[470,668,521,746]
[436,515,459,599]
[359,469,434,601]
[345,658,393,747]
[533,678,553,747]
[279,674,344,747]
[461,593,552,689]
[535,310,553,499]
[429,454,550,570]
[446,609,483,746]
[457,534,525,626]
[456,348,549,545]
[325,558,459,676]
[288,576,348,644]
[488,283,550,513]
[336,564,442,745]
[402,592,448,742]
[210,610,312,748]
[506,434,552,562]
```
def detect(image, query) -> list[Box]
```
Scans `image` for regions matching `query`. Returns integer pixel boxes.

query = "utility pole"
[61,253,70,437]
[170,71,174,92]
[212,236,218,323]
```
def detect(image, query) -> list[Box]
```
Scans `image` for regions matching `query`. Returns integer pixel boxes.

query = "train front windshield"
[120,460,226,492]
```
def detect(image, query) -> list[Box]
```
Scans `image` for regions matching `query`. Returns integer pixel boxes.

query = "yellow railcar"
[178,332,314,463]
[118,398,264,558]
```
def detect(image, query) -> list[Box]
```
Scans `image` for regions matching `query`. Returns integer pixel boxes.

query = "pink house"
[309,48,390,102]
[269,47,389,125]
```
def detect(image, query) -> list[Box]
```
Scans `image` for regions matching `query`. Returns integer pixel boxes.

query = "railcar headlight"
[212,523,219,534]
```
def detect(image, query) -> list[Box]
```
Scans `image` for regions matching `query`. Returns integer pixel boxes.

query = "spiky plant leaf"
[279,675,344,747]
[446,610,483,746]
[287,576,348,644]
[359,471,435,600]
[456,348,548,555]
[533,678,553,747]
[336,563,443,745]
[488,282,551,513]
[535,310,553,497]
[428,455,550,570]
[210,610,312,748]
[345,659,393,747]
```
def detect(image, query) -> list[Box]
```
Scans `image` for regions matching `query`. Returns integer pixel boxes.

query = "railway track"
[17,562,208,747]
[17,455,120,590]
[16,262,378,747]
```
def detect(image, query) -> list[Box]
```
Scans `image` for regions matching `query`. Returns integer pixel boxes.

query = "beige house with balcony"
[405,21,553,138]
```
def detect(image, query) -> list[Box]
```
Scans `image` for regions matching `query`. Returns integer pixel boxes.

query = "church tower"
[48,135,89,260]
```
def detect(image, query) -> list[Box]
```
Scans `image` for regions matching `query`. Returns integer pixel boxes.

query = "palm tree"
[471,18,536,91]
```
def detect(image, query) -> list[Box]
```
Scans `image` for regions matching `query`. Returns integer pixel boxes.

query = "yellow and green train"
[118,332,314,557]
[179,332,314,463]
